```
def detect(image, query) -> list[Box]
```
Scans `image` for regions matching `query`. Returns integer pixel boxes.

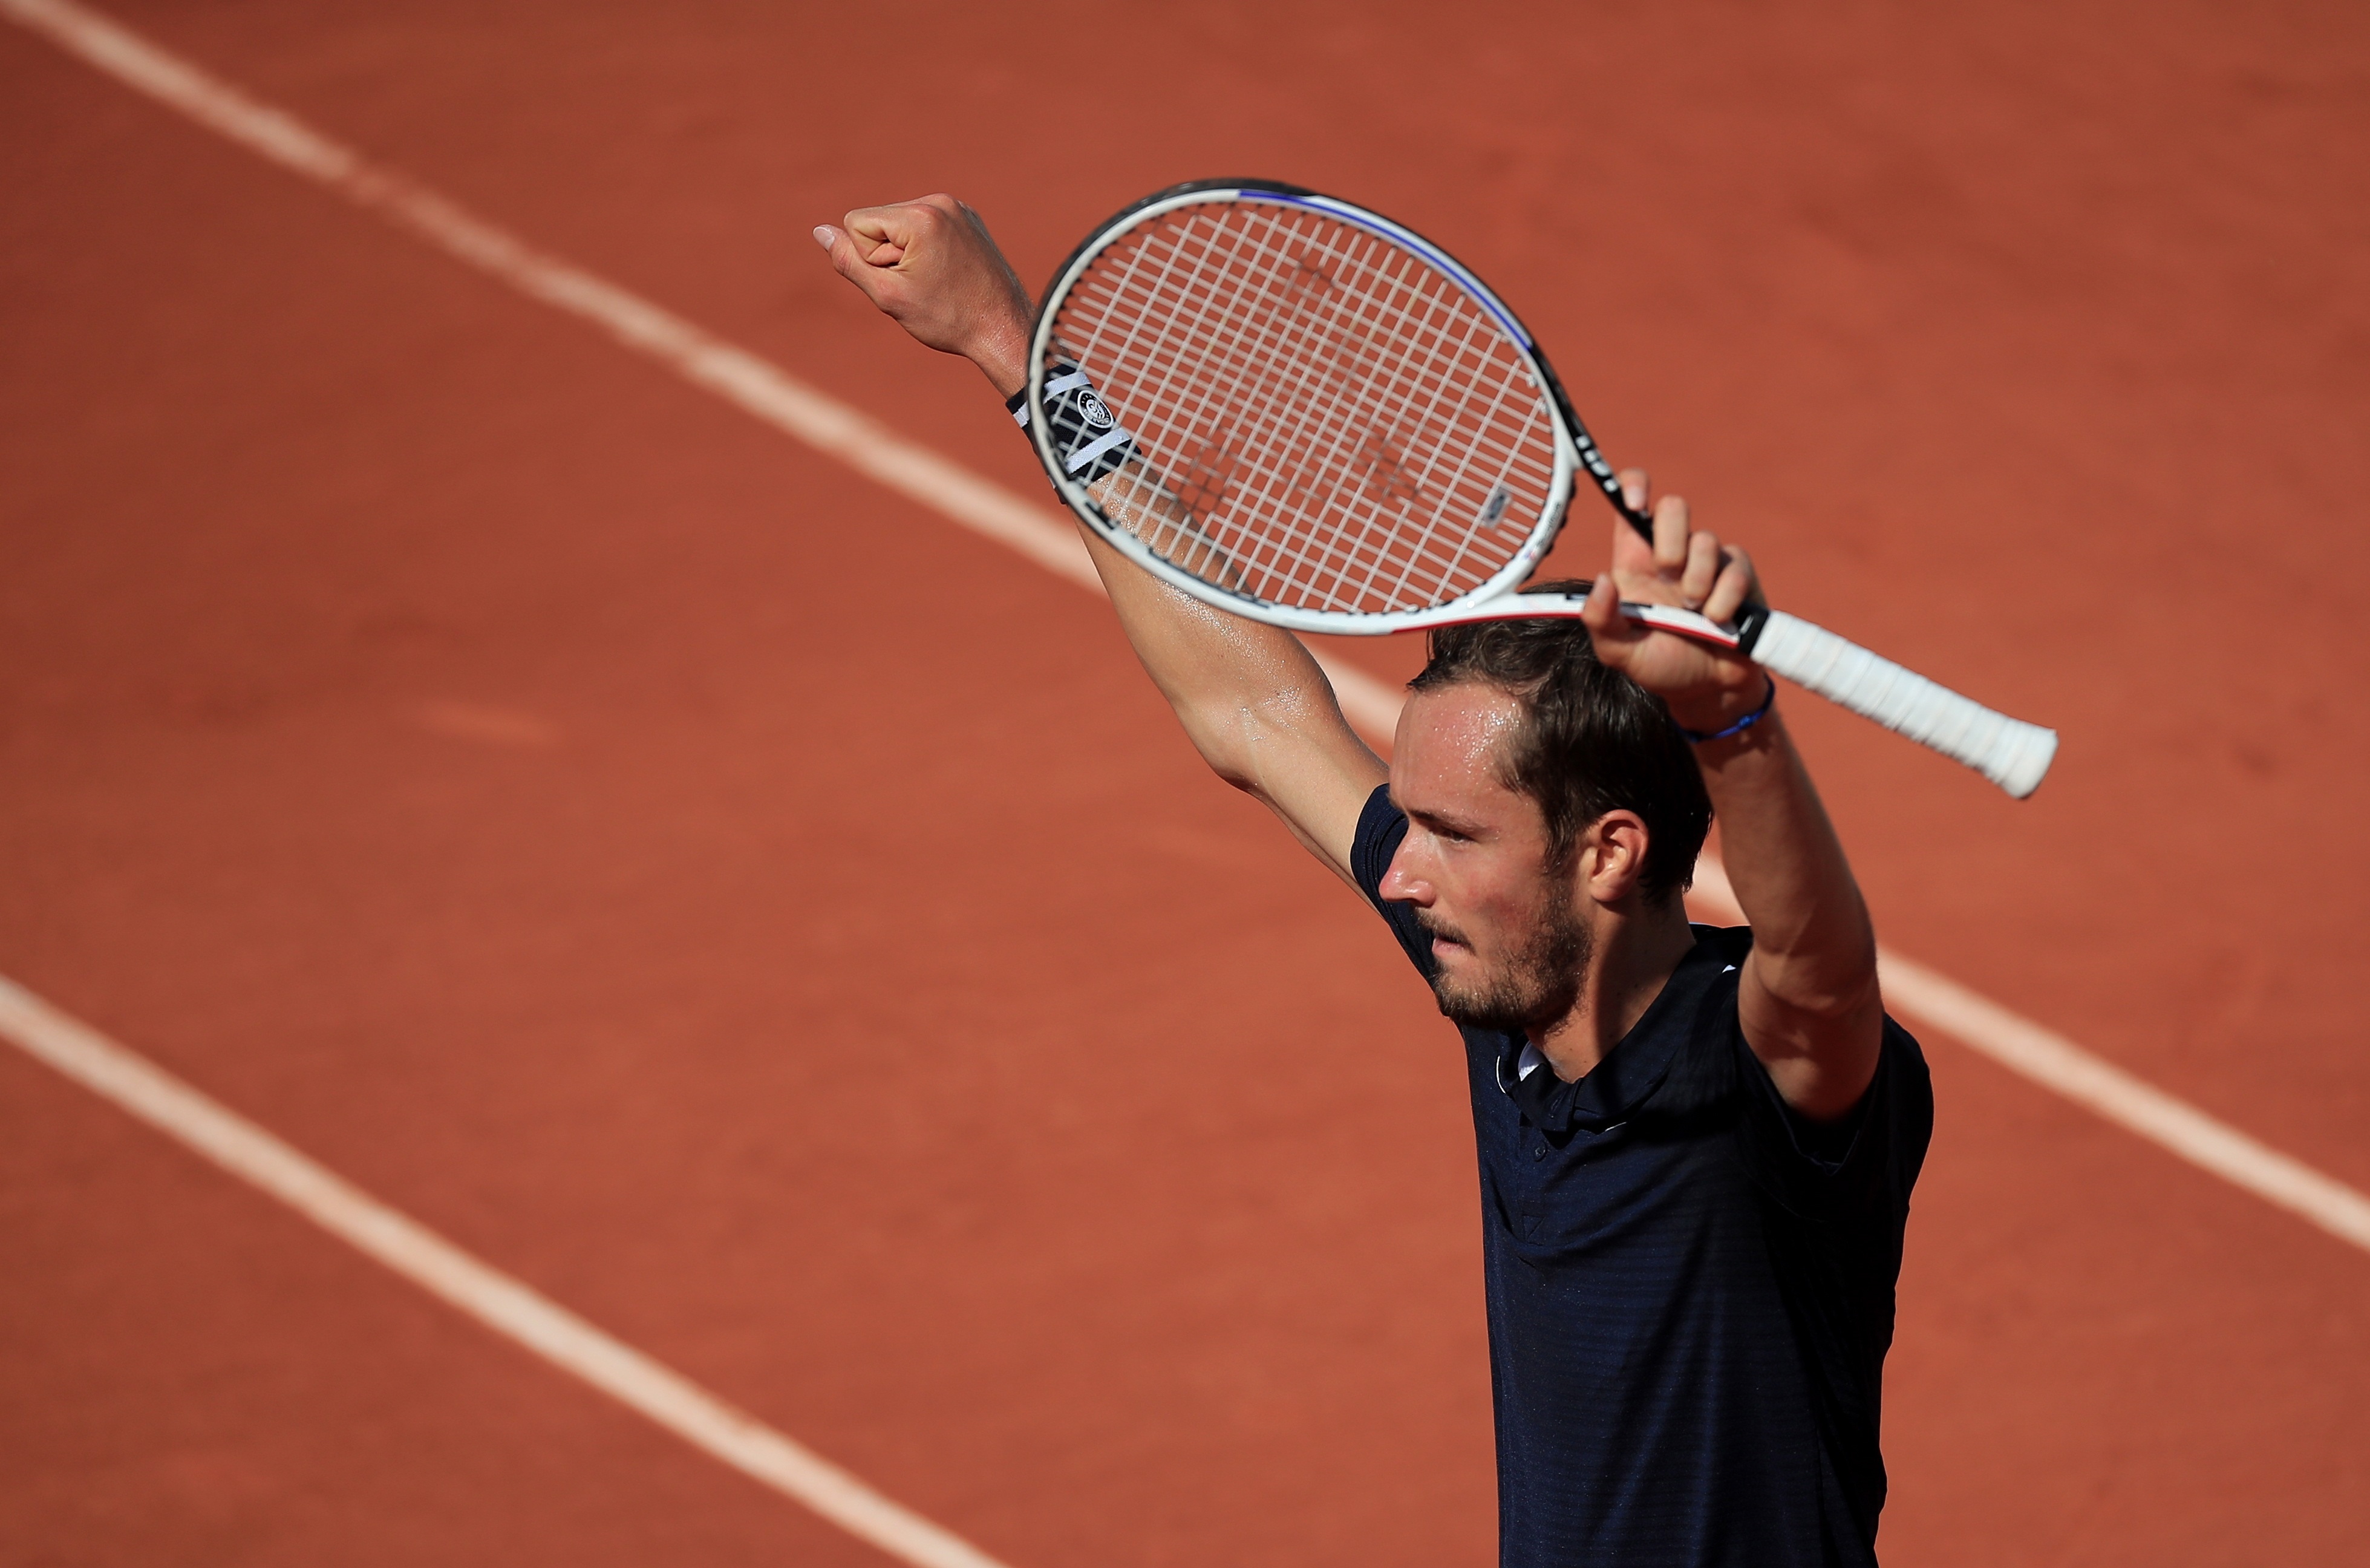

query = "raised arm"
[815,196,1386,886]
[1580,474,1884,1120]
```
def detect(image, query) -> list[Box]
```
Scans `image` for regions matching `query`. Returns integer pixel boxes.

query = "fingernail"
[812,226,836,251]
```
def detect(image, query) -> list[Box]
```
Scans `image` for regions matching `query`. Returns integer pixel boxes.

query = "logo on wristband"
[1076,392,1116,431]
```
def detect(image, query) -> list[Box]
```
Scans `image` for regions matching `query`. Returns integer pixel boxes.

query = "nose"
[1379,843,1432,906]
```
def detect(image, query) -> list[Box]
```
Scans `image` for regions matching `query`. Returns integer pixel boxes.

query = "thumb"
[812,223,856,278]
[1579,572,1639,668]
[814,223,895,308]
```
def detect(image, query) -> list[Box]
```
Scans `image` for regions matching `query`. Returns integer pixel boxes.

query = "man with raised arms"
[816,195,1931,1568]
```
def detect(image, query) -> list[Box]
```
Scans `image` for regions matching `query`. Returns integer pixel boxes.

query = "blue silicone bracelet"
[1679,677,1777,744]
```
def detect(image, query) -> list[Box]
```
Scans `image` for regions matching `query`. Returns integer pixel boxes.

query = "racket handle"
[1748,610,2058,798]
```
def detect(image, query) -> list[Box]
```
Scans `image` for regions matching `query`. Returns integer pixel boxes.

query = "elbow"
[1183,713,1268,800]
[1803,960,1884,1028]
[1177,693,1300,803]
[1793,971,1883,1028]
[1762,930,1882,1024]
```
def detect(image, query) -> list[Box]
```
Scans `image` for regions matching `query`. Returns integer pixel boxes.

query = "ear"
[1578,810,1652,907]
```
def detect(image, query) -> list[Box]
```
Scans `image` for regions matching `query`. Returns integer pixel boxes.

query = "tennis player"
[818,195,1933,1568]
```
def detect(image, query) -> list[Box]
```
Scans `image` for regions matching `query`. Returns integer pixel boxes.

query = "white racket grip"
[1749,611,2058,798]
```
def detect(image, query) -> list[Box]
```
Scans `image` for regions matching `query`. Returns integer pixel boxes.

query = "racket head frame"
[1026,179,1650,636]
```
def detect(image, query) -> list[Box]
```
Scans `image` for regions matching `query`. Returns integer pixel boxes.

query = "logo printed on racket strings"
[1480,483,1514,530]
[1356,428,1423,508]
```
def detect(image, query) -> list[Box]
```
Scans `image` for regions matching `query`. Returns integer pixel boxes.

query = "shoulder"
[1627,927,1758,1118]
[1347,786,1443,980]
[1348,783,1405,906]
[1726,1003,1933,1212]
[1639,927,1931,1202]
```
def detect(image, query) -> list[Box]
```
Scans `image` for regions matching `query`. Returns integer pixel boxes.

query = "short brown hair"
[1409,580,1712,902]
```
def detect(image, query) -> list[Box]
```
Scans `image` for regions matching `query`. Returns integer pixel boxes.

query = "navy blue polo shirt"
[1351,786,1932,1568]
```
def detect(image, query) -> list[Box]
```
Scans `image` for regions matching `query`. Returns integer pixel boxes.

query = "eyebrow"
[1396,794,1492,838]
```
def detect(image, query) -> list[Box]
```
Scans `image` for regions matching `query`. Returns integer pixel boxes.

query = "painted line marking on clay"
[0,973,1016,1568]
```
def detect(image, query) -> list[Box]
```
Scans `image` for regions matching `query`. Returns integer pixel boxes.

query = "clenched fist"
[814,195,1034,397]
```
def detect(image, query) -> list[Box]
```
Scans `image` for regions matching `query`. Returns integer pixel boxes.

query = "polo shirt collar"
[1494,932,1725,1134]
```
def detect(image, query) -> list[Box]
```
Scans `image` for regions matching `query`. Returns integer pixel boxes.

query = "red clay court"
[2,2,2365,1563]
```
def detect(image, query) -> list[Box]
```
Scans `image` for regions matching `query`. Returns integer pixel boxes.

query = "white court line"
[4,0,2364,1535]
[1683,864,2370,1252]
[0,0,1405,733]
[0,976,1014,1568]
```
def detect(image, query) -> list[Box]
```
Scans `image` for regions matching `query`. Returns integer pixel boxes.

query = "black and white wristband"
[1007,362,1138,484]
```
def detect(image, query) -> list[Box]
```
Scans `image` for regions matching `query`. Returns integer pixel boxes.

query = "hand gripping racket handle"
[1443,595,2056,796]
[1746,611,2058,798]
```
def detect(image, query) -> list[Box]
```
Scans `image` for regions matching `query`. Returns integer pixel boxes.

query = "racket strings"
[1262,232,1508,606]
[1203,214,1518,601]
[1048,199,1559,616]
[1106,211,1390,590]
[1105,214,1499,603]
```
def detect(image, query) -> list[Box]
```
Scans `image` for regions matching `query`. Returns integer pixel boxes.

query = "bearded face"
[1415,868,1593,1035]
[1384,682,1613,1046]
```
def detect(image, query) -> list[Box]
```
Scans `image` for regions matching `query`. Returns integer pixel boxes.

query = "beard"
[1417,889,1593,1036]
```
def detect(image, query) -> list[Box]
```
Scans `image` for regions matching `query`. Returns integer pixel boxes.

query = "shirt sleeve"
[1728,1008,1935,1224]
[1349,783,1443,982]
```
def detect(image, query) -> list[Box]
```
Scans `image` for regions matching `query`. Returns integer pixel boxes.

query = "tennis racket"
[1020,178,2057,799]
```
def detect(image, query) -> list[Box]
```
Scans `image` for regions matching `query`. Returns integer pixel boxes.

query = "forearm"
[1575,474,1881,1112]
[955,315,1356,789]
[996,342,1384,875]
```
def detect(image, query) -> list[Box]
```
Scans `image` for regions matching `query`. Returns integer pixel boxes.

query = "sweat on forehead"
[1402,681,1525,757]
